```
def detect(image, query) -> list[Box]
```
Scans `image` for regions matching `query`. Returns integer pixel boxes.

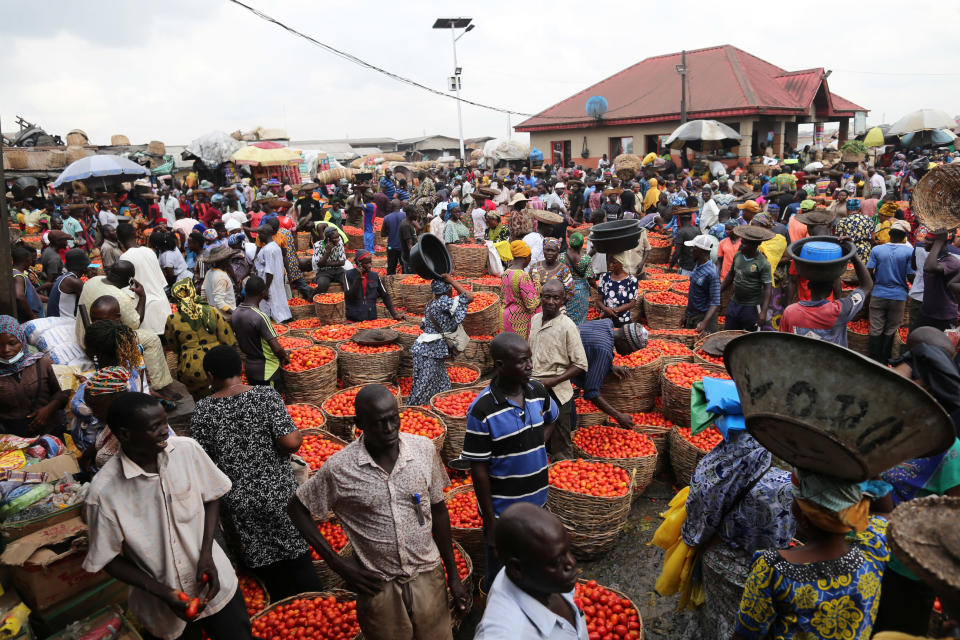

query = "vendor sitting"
[574,320,648,429]
[343,250,404,322]
[0,315,69,437]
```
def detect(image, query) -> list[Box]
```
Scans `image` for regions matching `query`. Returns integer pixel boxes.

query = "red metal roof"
[516,45,867,132]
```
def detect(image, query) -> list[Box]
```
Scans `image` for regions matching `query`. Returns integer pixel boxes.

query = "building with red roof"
[516,45,867,167]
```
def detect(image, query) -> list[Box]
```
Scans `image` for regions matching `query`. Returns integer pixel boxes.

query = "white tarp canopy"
[482,138,530,163]
[185,131,244,169]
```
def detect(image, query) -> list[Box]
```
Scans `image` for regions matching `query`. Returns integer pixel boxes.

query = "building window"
[551,140,571,167]
[609,137,633,158]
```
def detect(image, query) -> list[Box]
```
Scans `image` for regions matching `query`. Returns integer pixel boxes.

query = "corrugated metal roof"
[517,45,866,131]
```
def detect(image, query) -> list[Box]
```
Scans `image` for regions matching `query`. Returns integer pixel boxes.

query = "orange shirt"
[717,236,741,280]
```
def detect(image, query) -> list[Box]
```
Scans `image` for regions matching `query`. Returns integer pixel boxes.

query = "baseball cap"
[684,234,714,251]
[225,219,242,231]
[737,200,760,213]
[800,199,816,211]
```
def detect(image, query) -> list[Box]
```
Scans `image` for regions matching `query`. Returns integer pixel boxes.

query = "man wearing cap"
[574,320,648,429]
[683,235,721,335]
[720,226,774,332]
[865,219,914,361]
[736,199,761,226]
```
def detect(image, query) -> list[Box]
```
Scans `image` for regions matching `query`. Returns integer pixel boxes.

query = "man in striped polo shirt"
[461,332,560,591]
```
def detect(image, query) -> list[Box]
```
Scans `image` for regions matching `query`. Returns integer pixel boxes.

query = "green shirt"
[731,252,772,306]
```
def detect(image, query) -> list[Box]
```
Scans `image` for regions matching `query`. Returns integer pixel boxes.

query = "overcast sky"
[2,0,958,147]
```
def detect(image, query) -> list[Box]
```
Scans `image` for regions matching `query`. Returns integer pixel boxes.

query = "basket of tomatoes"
[846,318,871,357]
[251,590,360,640]
[431,387,484,462]
[310,518,355,590]
[643,291,688,329]
[282,345,338,404]
[336,340,402,386]
[313,292,346,324]
[397,275,435,311]
[575,579,644,639]
[238,572,270,618]
[660,362,730,428]
[447,364,481,388]
[356,407,447,457]
[286,403,326,430]
[574,397,607,428]
[288,296,317,320]
[648,328,699,348]
[628,411,675,475]
[469,275,503,295]
[462,293,501,337]
[321,384,401,441]
[311,324,358,345]
[646,339,693,366]
[669,426,724,486]
[444,541,475,624]
[444,484,484,557]
[670,279,690,295]
[453,334,495,374]
[448,242,489,278]
[602,346,662,413]
[298,429,349,475]
[572,424,658,496]
[691,330,746,367]
[277,335,314,351]
[546,459,633,558]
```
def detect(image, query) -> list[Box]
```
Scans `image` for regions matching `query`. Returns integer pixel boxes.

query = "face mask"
[0,351,24,365]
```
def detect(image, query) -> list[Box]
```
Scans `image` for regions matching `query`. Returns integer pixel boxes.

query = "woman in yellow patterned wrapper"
[731,470,893,640]
[164,278,236,398]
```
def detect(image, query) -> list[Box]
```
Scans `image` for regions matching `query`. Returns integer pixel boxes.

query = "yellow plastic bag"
[651,506,685,549]
[494,240,512,263]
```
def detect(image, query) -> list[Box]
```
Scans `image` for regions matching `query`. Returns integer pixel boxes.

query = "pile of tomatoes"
[287,297,312,306]
[573,425,657,459]
[394,324,423,336]
[339,342,401,354]
[400,275,432,285]
[358,409,445,440]
[286,404,325,430]
[446,366,480,384]
[313,293,345,305]
[676,426,724,452]
[342,225,363,236]
[277,336,313,350]
[612,347,660,368]
[466,292,498,312]
[649,328,698,338]
[658,273,688,281]
[574,580,643,639]
[273,324,289,335]
[397,377,413,397]
[433,390,480,417]
[470,276,502,286]
[238,573,267,617]
[646,339,692,358]
[313,520,349,555]
[574,398,601,414]
[352,318,400,329]
[628,411,674,428]
[645,291,688,306]
[899,327,909,343]
[283,346,336,372]
[444,470,472,493]
[649,236,672,248]
[664,362,731,389]
[694,347,724,365]
[470,334,494,341]
[446,487,482,528]
[312,325,356,342]
[636,279,672,292]
[848,318,870,335]
[299,434,345,471]
[549,459,631,497]
[441,545,471,582]
[671,280,690,293]
[323,385,398,417]
[287,318,324,330]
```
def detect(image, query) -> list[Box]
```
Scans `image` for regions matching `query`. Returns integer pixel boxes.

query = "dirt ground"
[455,476,690,639]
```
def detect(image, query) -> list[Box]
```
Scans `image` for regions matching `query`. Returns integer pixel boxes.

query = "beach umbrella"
[53,154,149,188]
[888,109,956,135]
[900,128,957,148]
[665,119,742,151]
[231,145,301,166]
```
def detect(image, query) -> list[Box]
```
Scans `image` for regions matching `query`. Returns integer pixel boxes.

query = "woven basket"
[691,330,747,361]
[444,484,484,562]
[576,580,645,638]
[669,426,712,487]
[398,280,433,312]
[469,278,503,295]
[546,461,633,558]
[296,232,312,252]
[251,590,360,640]
[311,519,355,590]
[600,355,661,413]
[165,350,178,378]
[644,293,686,329]
[282,346,338,404]
[321,384,401,441]
[660,362,727,428]
[313,296,346,324]
[337,343,401,386]
[634,422,673,475]
[576,405,607,428]
[448,364,481,388]
[454,337,494,374]
[346,232,364,250]
[572,433,658,497]
[299,429,350,474]
[288,301,316,320]
[647,244,671,264]
[448,243,488,278]
[398,407,447,458]
[238,572,271,617]
[431,385,486,462]
[846,328,870,356]
[448,541,474,627]
[285,402,326,431]
[462,296,500,336]
[912,164,960,232]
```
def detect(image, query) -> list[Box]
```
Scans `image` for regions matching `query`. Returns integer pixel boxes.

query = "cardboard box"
[30,579,128,636]
[1,517,108,611]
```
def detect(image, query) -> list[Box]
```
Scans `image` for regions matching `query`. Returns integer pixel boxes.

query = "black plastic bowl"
[786,235,856,283]
[409,234,452,280]
[588,219,643,253]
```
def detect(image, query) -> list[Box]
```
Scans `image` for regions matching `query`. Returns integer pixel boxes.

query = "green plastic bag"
[690,381,716,435]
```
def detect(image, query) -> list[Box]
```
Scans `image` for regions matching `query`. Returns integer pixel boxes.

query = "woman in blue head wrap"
[407,275,474,405]
[0,315,68,436]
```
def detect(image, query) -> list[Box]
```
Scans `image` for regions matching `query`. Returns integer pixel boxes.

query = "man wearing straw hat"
[720,225,774,332]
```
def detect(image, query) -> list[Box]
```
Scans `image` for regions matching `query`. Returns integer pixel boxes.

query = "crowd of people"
[1,142,958,640]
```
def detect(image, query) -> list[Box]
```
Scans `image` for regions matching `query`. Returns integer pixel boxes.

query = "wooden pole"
[0,117,16,317]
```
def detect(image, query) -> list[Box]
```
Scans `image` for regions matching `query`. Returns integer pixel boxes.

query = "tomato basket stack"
[282,345,338,403]
[462,293,501,336]
[313,292,346,324]
[430,386,484,462]
[574,397,606,429]
[321,384,401,441]
[397,275,434,311]
[643,290,688,329]
[336,340,401,386]
[629,411,675,475]
[444,484,484,569]
[310,518,355,590]
[297,429,350,476]
[647,328,699,348]
[447,364,481,388]
[669,426,724,487]
[660,362,729,428]
[602,345,662,413]
[453,334,495,374]
[448,242,488,278]
[310,324,357,347]
[469,275,503,295]
[572,425,658,496]
[251,590,361,640]
[288,296,317,321]
[646,235,672,263]
[846,318,871,356]
[546,459,633,558]
[393,324,423,376]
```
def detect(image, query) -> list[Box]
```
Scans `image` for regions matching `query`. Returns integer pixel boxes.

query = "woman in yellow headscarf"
[872,201,900,245]
[164,278,237,397]
[642,178,661,213]
[501,240,540,339]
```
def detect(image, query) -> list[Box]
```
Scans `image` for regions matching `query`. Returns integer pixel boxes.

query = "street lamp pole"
[433,17,473,166]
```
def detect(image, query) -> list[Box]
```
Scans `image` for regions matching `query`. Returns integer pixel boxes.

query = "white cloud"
[2,0,958,147]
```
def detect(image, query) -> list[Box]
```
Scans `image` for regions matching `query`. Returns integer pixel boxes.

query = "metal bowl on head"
[409,234,452,280]
[588,219,642,254]
[724,332,954,481]
[786,235,856,283]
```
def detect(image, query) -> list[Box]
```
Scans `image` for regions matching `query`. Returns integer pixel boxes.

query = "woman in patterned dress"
[596,253,638,327]
[834,198,874,262]
[501,240,541,339]
[530,238,574,301]
[408,275,473,406]
[560,232,595,325]
[190,346,322,600]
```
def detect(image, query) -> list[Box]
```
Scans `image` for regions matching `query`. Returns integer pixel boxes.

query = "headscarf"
[642,178,661,212]
[568,232,584,250]
[750,213,774,229]
[0,315,41,376]
[510,240,531,259]
[203,228,218,240]
[171,278,218,334]
[431,279,452,295]
[879,201,899,218]
[86,366,131,397]
[622,323,646,352]
[846,198,861,212]
[509,209,534,238]
[793,470,870,533]
[543,237,562,252]
[608,252,628,268]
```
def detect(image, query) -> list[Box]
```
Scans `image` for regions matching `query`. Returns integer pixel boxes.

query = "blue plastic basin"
[799,241,843,262]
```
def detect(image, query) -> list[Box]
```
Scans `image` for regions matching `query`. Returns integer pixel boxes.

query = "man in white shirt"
[117,223,170,335]
[542,184,565,211]
[472,202,489,242]
[699,186,721,233]
[475,503,587,640]
[868,168,887,199]
[159,188,180,227]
